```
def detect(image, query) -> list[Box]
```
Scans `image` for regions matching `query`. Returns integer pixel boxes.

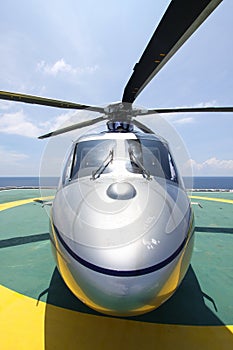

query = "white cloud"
[37,59,75,75]
[0,110,44,138]
[0,108,101,139]
[38,112,73,131]
[184,157,233,176]
[50,112,78,130]
[37,58,98,76]
[0,109,75,138]
[163,101,218,124]
[0,146,28,163]
[194,101,218,108]
[0,146,40,176]
[201,157,233,170]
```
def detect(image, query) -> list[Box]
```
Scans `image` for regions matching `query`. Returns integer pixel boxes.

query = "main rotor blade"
[0,90,105,113]
[38,116,105,139]
[122,0,222,104]
[132,119,154,134]
[144,106,233,115]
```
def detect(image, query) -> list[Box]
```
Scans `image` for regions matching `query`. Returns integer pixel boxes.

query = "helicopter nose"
[106,182,136,200]
[51,178,193,316]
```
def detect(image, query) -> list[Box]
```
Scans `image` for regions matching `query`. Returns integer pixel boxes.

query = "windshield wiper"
[129,149,151,180]
[91,149,114,180]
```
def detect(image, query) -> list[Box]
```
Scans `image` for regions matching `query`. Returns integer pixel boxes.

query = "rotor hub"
[107,121,134,132]
[104,102,133,120]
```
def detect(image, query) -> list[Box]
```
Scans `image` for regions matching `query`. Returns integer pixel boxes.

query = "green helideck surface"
[0,189,232,325]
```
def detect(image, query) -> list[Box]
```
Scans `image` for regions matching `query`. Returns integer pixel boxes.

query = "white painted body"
[49,132,194,316]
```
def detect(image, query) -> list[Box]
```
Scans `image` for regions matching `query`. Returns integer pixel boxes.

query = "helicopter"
[1,0,233,317]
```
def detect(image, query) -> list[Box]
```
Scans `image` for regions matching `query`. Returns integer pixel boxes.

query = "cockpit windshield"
[63,135,179,185]
[70,139,116,180]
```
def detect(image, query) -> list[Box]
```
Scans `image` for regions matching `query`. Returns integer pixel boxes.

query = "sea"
[0,176,232,190]
[0,177,59,188]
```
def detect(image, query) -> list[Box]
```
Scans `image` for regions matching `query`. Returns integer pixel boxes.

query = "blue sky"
[0,0,232,177]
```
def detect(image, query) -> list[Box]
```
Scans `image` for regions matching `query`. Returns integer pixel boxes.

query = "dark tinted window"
[70,139,115,179]
[126,138,178,183]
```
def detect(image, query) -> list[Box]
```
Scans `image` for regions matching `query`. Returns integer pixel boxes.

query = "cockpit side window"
[126,138,178,184]
[168,153,178,183]
[70,139,115,179]
[62,146,74,186]
[126,140,143,174]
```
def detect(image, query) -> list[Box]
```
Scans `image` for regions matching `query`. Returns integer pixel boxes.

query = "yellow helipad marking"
[0,284,232,350]
[0,285,45,349]
[0,196,54,212]
[190,195,233,204]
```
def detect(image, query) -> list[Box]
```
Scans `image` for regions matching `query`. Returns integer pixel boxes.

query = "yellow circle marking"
[0,196,54,212]
[189,195,233,204]
[0,284,232,350]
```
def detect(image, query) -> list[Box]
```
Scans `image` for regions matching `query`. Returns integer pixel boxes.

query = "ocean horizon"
[0,176,232,190]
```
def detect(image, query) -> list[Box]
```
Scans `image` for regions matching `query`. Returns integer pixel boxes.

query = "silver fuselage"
[49,132,194,316]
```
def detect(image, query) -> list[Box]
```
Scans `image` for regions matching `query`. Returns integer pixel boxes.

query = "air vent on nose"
[107,182,136,200]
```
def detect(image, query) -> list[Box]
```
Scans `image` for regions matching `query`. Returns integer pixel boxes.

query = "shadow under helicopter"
[43,265,232,349]
[0,232,49,249]
[195,226,233,234]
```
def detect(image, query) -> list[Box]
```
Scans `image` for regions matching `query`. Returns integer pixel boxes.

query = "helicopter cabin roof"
[74,131,169,146]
